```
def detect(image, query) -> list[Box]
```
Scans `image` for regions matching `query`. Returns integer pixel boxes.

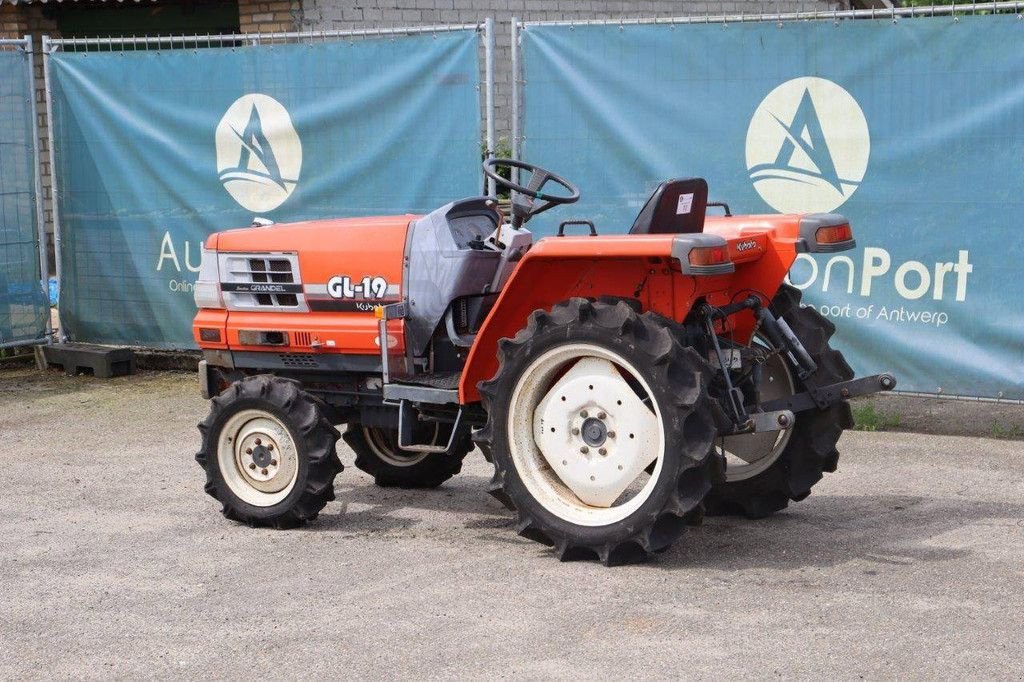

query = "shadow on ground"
[299,470,1024,570]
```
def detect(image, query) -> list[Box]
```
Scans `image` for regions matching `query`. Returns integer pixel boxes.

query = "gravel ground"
[1,366,1022,680]
[856,393,1024,441]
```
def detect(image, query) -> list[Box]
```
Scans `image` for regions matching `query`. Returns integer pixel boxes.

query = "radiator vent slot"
[279,353,319,368]
[219,252,306,312]
[292,331,312,347]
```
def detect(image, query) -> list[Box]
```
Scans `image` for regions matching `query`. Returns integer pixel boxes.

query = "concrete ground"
[1,367,1022,680]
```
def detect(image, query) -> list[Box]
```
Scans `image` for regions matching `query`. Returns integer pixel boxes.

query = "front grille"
[246,257,297,307]
[279,353,319,368]
[219,252,306,312]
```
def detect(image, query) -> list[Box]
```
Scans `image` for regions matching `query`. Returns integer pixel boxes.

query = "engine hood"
[209,214,418,312]
[209,214,418,252]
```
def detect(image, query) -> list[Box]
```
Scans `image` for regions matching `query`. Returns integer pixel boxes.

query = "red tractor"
[193,160,894,565]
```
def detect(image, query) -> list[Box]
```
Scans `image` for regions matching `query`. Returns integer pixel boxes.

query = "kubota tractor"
[193,159,895,565]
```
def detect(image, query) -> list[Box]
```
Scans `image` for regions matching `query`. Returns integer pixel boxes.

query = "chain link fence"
[0,36,50,350]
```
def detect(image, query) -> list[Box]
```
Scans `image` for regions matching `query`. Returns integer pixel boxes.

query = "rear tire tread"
[705,284,853,519]
[477,298,718,566]
[344,426,472,489]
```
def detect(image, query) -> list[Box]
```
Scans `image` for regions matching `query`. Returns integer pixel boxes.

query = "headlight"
[193,247,224,309]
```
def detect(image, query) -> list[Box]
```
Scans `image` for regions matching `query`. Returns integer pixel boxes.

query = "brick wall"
[238,0,302,33]
[0,4,23,39]
[298,0,849,146]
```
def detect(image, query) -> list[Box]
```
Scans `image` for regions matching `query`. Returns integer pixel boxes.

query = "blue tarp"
[0,46,47,347]
[49,33,482,348]
[521,15,1024,399]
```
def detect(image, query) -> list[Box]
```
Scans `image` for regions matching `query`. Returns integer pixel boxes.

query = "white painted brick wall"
[299,0,848,147]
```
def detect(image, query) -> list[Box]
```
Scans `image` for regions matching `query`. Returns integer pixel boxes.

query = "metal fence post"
[511,17,520,163]
[484,17,496,196]
[26,35,53,344]
[41,36,65,342]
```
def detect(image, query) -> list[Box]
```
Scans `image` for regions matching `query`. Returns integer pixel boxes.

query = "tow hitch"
[702,296,897,435]
[762,373,897,414]
[717,373,895,437]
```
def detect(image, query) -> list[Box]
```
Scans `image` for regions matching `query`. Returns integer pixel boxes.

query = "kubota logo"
[745,77,870,214]
[216,94,302,213]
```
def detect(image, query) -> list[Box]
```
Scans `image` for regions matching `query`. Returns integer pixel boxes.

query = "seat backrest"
[629,177,708,235]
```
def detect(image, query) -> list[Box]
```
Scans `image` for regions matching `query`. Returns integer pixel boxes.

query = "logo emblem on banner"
[216,94,302,213]
[746,77,869,214]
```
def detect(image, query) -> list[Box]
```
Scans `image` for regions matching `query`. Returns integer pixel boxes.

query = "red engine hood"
[209,214,419,252]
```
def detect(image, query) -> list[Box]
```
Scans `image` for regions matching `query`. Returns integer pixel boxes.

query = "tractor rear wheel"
[704,284,855,518]
[478,298,718,566]
[344,423,472,488]
[196,375,342,528]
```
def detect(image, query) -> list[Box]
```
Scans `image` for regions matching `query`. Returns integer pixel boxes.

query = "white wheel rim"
[361,425,435,467]
[718,340,796,482]
[507,343,665,527]
[217,409,299,507]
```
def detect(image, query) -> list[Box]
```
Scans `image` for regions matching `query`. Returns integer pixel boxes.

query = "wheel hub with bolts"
[250,442,274,468]
[216,409,300,505]
[530,354,660,509]
[237,429,287,486]
[580,416,608,448]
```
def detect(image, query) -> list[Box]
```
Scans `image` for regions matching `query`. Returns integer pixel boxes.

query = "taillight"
[799,215,857,253]
[672,235,736,275]
[815,224,853,244]
[688,246,730,268]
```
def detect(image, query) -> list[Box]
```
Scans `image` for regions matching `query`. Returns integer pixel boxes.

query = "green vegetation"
[490,136,513,161]
[989,421,1024,440]
[481,136,514,198]
[0,346,36,365]
[852,402,902,432]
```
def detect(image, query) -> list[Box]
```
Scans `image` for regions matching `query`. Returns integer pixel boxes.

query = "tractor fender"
[458,235,699,404]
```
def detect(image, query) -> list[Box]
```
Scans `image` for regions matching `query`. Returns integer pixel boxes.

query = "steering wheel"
[483,158,580,228]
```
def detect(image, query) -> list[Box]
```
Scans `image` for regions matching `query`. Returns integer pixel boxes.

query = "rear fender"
[703,212,852,341]
[459,235,707,403]
[457,213,851,404]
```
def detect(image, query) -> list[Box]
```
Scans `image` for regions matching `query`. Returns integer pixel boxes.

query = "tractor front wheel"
[344,423,472,488]
[478,298,718,566]
[196,375,342,528]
